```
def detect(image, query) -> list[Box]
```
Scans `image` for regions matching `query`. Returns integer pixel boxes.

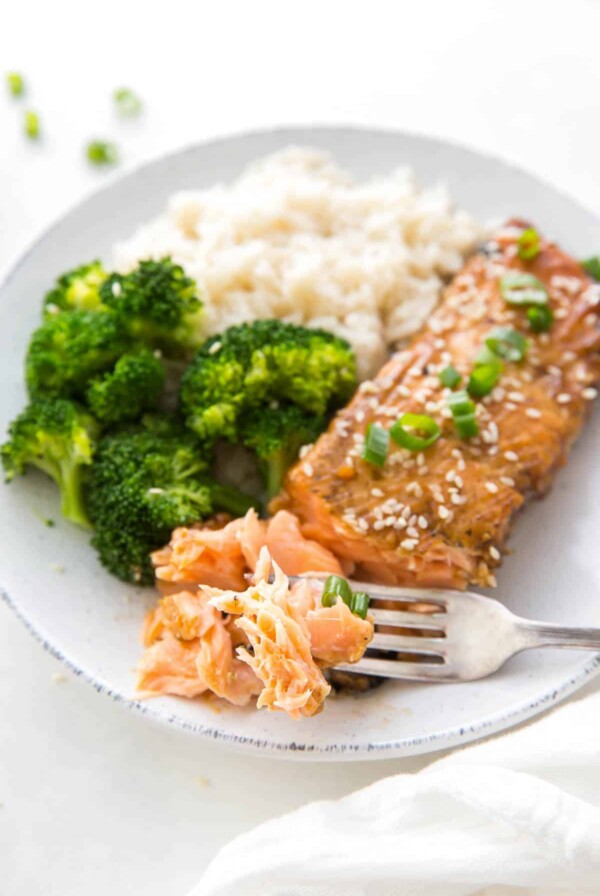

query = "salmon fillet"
[276,221,600,589]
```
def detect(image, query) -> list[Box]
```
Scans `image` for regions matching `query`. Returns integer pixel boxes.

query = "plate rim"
[2,124,600,760]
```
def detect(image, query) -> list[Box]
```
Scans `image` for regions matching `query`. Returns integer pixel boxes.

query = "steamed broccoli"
[180,320,357,443]
[1,398,99,528]
[43,261,108,316]
[100,258,203,357]
[86,419,256,583]
[25,309,132,399]
[85,349,165,426]
[239,404,325,498]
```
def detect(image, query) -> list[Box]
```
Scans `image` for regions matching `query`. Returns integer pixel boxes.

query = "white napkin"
[190,692,600,896]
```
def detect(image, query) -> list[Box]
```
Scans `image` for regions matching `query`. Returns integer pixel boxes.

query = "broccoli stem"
[209,482,259,518]
[58,461,92,529]
[264,450,290,501]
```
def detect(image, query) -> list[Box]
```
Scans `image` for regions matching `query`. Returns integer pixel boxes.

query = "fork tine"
[336,657,455,681]
[369,608,446,629]
[370,633,445,654]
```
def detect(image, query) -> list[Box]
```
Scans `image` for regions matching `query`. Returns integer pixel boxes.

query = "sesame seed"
[400,538,418,551]
[450,493,463,505]
[562,350,576,363]
[397,385,411,398]
[489,546,501,561]
[406,481,423,497]
[485,481,499,494]
[418,515,429,529]
[488,446,498,457]
[371,487,384,498]
[359,381,378,394]
[434,337,446,349]
[504,450,519,462]
[583,387,598,400]
[111,281,122,297]
[394,517,407,529]
[526,408,542,419]
[457,457,466,471]
[454,474,463,488]
[355,410,365,423]
[368,398,379,410]
[208,340,222,355]
[438,505,451,520]
[401,506,412,520]
[303,463,314,477]
[406,526,420,538]
[432,491,444,504]
[500,476,515,487]
[557,393,571,404]
[373,520,386,531]
[445,470,456,483]
[299,444,313,459]
[507,391,525,403]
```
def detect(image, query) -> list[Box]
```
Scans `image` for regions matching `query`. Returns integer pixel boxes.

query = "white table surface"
[2,1,600,893]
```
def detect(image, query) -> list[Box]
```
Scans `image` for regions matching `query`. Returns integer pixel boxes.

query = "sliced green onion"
[6,71,25,97]
[447,389,476,417]
[517,228,540,261]
[485,327,528,362]
[467,363,502,398]
[86,140,119,166]
[390,413,440,452]
[582,257,600,281]
[350,591,370,619]
[526,304,554,333]
[448,390,479,439]
[113,87,143,118]
[322,575,353,608]
[453,413,479,439]
[24,109,40,139]
[474,344,500,367]
[361,422,389,467]
[500,272,548,306]
[439,365,461,389]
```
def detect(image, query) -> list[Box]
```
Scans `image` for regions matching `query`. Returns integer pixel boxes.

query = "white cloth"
[190,694,600,896]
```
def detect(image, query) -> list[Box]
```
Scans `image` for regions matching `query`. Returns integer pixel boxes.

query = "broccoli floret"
[86,419,256,583]
[239,404,325,498]
[43,261,108,316]
[100,258,203,357]
[26,309,132,399]
[85,349,165,426]
[180,320,357,442]
[1,398,99,528]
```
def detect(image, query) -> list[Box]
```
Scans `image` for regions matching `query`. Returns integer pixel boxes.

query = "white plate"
[2,127,600,761]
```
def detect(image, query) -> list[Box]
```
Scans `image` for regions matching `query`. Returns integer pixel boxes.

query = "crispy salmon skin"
[276,222,600,589]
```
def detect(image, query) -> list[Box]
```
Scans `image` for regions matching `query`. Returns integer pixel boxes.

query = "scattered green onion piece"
[113,87,143,118]
[582,257,600,281]
[6,71,25,97]
[86,141,119,166]
[448,390,479,439]
[500,272,548,306]
[526,304,554,333]
[517,228,541,261]
[350,591,370,620]
[439,365,461,389]
[467,363,502,398]
[447,390,476,417]
[390,413,440,452]
[474,344,500,367]
[453,413,479,439]
[322,575,353,608]
[485,327,528,362]
[361,422,389,467]
[24,110,40,139]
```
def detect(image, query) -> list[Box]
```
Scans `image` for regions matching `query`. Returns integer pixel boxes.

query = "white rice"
[113,148,482,379]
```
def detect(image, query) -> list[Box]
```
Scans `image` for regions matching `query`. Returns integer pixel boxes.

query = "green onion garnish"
[6,71,25,97]
[86,141,119,166]
[526,304,554,333]
[24,110,40,139]
[474,344,500,366]
[500,272,548,306]
[467,363,502,398]
[390,413,440,452]
[350,591,370,619]
[448,390,479,439]
[113,87,143,118]
[361,422,389,467]
[439,365,461,389]
[322,575,353,608]
[582,257,600,281]
[485,327,528,362]
[517,228,540,261]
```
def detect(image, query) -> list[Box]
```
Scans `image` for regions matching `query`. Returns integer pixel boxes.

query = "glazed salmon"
[276,222,600,589]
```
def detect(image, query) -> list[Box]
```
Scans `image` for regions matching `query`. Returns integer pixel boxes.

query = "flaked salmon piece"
[152,518,248,591]
[205,549,332,719]
[266,510,344,576]
[275,221,600,590]
[238,508,268,570]
[137,632,207,699]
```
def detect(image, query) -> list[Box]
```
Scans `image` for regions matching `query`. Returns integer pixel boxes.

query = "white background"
[1,1,600,893]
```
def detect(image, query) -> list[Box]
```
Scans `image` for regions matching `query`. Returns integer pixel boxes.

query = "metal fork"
[309,578,600,682]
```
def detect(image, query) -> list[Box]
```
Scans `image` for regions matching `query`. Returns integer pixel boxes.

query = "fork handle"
[516,619,600,651]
